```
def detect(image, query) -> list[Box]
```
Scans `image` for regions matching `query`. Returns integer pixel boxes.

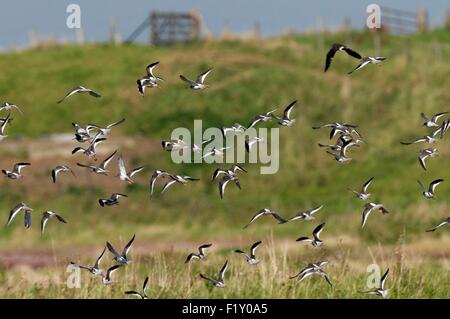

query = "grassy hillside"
[0,30,449,298]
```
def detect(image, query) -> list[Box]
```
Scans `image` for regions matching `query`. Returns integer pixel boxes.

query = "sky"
[0,0,448,49]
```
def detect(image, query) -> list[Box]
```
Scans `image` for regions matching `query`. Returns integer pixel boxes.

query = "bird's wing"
[117,155,127,177]
[199,274,216,284]
[348,60,370,74]
[243,210,264,229]
[343,46,362,59]
[380,268,389,290]
[362,177,375,193]
[122,234,136,258]
[308,205,324,216]
[313,223,325,240]
[324,44,339,72]
[143,276,149,294]
[271,212,287,224]
[57,87,81,103]
[100,150,117,169]
[106,265,121,279]
[7,203,25,225]
[14,163,30,174]
[106,118,125,129]
[87,89,101,98]
[40,214,49,234]
[94,247,107,269]
[429,179,444,193]
[218,260,228,282]
[283,101,297,119]
[24,211,32,228]
[219,178,231,199]
[361,204,374,228]
[179,75,196,86]
[161,179,178,194]
[128,166,145,178]
[418,154,427,170]
[196,68,213,84]
[432,112,449,122]
[106,242,121,258]
[146,61,159,77]
[250,241,262,258]
[198,243,212,255]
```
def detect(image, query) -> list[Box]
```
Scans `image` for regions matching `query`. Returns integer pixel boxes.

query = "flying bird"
[348,177,375,200]
[7,203,33,228]
[324,43,362,72]
[359,268,390,298]
[57,86,101,103]
[272,100,296,126]
[222,123,246,136]
[361,203,389,228]
[72,137,107,161]
[418,148,438,170]
[106,234,135,265]
[245,136,264,152]
[296,222,326,248]
[70,247,106,277]
[199,260,228,288]
[348,56,386,74]
[117,154,145,183]
[180,68,213,90]
[417,179,444,199]
[421,112,449,128]
[0,102,23,114]
[0,113,11,141]
[40,211,67,234]
[98,193,128,207]
[234,241,262,265]
[51,165,75,183]
[101,264,122,285]
[76,150,117,175]
[284,205,324,222]
[125,276,149,299]
[161,174,199,194]
[2,162,31,180]
[243,208,286,229]
[247,108,277,129]
[149,170,172,195]
[290,261,332,287]
[185,243,212,263]
[86,118,125,137]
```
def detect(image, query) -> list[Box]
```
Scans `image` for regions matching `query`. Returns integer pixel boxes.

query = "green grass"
[0,29,449,298]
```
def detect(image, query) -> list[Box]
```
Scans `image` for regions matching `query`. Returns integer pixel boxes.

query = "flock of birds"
[1,41,448,299]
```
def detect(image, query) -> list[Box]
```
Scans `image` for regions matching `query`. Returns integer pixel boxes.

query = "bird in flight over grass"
[221,123,246,136]
[7,203,33,228]
[106,234,135,265]
[359,268,390,298]
[51,165,75,183]
[40,211,67,234]
[2,162,31,180]
[185,243,212,263]
[101,264,122,285]
[361,203,389,228]
[72,137,107,161]
[418,148,438,170]
[77,150,117,175]
[180,68,213,90]
[199,260,228,288]
[87,118,125,137]
[272,100,296,126]
[296,222,326,248]
[149,170,173,195]
[284,205,324,222]
[348,177,375,200]
[70,247,106,277]
[418,179,444,199]
[125,276,149,299]
[247,108,277,130]
[137,61,164,95]
[348,56,386,74]
[421,111,449,128]
[117,154,145,184]
[400,130,442,145]
[324,43,362,72]
[426,217,450,232]
[0,102,23,114]
[243,208,287,229]
[245,136,264,153]
[161,174,199,194]
[235,241,262,265]
[57,86,101,103]
[290,261,332,287]
[98,193,128,207]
